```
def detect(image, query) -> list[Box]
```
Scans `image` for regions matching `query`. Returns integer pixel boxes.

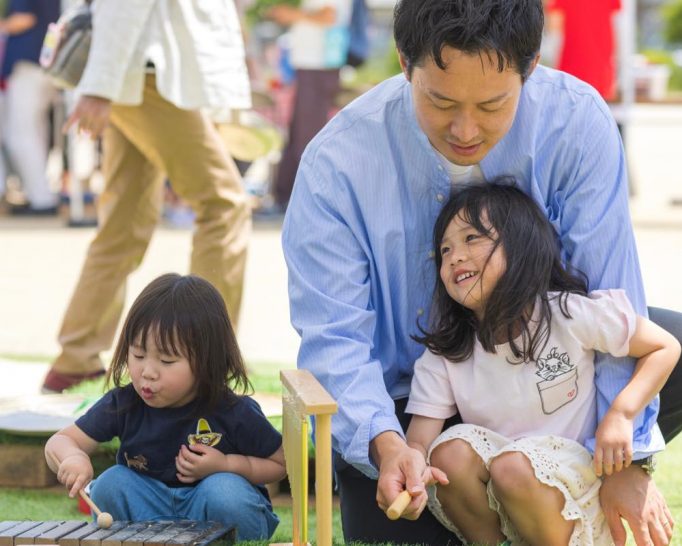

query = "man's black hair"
[394,0,544,80]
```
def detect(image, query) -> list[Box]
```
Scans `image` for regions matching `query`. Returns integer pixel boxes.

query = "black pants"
[335,307,682,545]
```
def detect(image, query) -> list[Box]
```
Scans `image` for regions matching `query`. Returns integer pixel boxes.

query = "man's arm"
[282,162,402,477]
[557,100,670,545]
[76,0,156,101]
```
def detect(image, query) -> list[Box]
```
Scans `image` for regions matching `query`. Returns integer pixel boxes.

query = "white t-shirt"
[406,290,636,445]
[289,0,353,69]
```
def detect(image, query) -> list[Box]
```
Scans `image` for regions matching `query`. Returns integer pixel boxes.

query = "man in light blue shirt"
[282,0,682,544]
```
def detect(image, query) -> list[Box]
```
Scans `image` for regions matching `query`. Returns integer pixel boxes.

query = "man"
[41,0,252,393]
[282,0,682,545]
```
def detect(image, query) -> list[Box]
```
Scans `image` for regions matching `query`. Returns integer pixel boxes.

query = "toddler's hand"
[594,409,634,477]
[57,453,94,498]
[175,444,226,483]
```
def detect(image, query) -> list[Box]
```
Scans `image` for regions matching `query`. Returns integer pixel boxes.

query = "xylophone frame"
[0,520,235,546]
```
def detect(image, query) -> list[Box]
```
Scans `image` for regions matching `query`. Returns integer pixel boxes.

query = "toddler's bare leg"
[489,451,574,546]
[430,439,505,545]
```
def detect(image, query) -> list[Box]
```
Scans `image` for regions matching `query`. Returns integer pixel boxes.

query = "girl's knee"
[431,439,486,482]
[196,473,278,540]
[489,451,536,497]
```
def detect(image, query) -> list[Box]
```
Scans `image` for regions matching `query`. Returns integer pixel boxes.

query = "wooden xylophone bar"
[0,520,235,546]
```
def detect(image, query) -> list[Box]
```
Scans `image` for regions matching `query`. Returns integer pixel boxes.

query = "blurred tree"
[663,0,682,44]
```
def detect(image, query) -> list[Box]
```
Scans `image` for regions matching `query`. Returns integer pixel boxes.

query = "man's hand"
[600,465,675,546]
[594,409,634,476]
[63,95,112,138]
[372,432,447,520]
[175,444,227,484]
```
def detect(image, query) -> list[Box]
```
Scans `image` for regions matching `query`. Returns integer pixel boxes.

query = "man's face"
[403,47,535,166]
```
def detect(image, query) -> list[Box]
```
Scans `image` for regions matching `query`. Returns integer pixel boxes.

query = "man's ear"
[397,49,411,81]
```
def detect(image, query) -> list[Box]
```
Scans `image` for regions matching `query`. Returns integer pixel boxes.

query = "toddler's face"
[438,211,506,318]
[127,330,197,409]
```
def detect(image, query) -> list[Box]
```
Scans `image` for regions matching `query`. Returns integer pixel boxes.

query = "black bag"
[39,0,92,89]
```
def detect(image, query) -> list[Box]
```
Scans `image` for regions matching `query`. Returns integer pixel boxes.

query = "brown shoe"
[41,368,106,394]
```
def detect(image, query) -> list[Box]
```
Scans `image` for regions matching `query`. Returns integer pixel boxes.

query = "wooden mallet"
[386,490,412,520]
[48,451,113,529]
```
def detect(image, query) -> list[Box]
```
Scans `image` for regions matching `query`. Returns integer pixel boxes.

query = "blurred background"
[0,0,680,389]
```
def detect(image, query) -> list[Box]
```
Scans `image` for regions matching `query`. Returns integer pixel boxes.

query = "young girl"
[45,273,285,541]
[405,181,679,546]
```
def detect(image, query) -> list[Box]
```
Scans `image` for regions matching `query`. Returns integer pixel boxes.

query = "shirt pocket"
[536,367,579,414]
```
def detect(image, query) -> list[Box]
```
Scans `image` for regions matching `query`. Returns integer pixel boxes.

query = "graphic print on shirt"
[124,451,149,471]
[187,418,222,447]
[535,346,578,414]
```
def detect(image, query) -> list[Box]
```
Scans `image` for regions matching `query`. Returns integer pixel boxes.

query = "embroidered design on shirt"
[535,347,579,414]
[124,452,148,471]
[187,418,222,447]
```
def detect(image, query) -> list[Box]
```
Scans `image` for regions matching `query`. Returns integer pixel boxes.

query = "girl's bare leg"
[489,451,574,546]
[430,439,505,545]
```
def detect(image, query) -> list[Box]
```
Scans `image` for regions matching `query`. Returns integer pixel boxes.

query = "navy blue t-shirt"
[1,0,60,79]
[76,385,282,494]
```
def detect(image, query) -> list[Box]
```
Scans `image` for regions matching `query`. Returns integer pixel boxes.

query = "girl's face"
[439,211,506,318]
[127,330,197,409]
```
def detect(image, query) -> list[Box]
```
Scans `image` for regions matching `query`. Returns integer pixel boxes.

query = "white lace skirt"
[426,424,613,546]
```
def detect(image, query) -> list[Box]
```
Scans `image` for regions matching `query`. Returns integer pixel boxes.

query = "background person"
[266,0,352,211]
[281,0,682,544]
[0,0,59,214]
[41,0,252,393]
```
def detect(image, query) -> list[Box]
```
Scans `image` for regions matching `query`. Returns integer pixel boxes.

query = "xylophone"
[0,520,235,546]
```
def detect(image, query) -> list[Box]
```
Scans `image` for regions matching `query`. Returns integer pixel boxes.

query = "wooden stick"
[386,490,412,520]
[77,488,102,516]
[47,450,113,528]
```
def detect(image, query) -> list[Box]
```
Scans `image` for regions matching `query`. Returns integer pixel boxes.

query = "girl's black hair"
[394,0,544,80]
[415,178,588,363]
[108,273,252,415]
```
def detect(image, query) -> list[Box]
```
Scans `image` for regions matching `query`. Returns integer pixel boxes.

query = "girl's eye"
[132,353,144,360]
[465,234,480,243]
[161,359,177,365]
[440,246,450,256]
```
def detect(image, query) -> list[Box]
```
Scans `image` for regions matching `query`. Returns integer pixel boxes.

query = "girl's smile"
[439,212,506,318]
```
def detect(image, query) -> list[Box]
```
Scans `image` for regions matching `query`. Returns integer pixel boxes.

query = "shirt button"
[437,165,444,171]
[436,194,445,202]
[417,308,424,316]
[428,250,435,259]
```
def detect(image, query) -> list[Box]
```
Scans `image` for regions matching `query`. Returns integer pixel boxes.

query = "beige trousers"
[53,76,251,374]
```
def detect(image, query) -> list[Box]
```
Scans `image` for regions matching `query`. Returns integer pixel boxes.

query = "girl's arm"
[406,415,446,459]
[176,443,287,485]
[45,424,100,497]
[594,316,681,476]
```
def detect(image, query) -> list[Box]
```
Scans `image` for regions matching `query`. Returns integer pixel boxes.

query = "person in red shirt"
[546,0,621,100]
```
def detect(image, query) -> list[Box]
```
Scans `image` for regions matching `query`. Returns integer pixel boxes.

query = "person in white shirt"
[266,0,352,209]
[41,0,252,393]
[405,180,679,546]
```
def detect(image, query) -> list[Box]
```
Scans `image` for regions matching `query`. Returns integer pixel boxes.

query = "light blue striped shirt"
[282,65,663,477]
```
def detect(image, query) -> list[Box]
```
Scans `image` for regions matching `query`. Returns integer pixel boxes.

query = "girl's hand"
[175,444,227,483]
[594,409,634,477]
[57,453,94,498]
